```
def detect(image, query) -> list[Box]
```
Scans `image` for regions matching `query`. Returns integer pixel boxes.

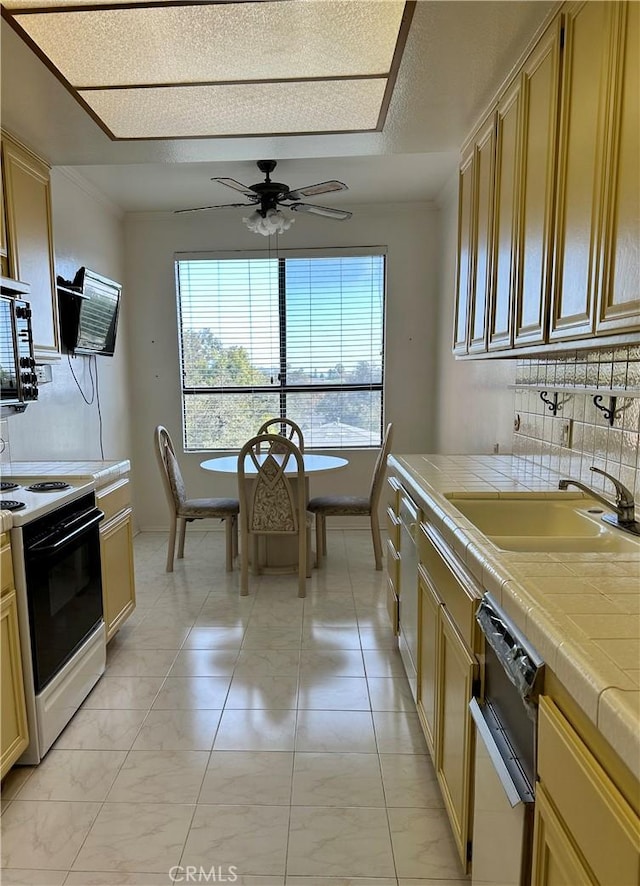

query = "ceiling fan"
[175,160,353,228]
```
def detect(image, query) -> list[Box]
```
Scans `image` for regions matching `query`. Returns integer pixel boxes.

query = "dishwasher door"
[398,492,419,700]
[469,698,534,886]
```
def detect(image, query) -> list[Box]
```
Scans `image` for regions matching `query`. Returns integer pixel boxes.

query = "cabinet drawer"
[96,478,131,524]
[386,507,401,550]
[386,476,401,514]
[537,696,640,886]
[1,535,13,596]
[418,522,481,650]
[386,538,400,592]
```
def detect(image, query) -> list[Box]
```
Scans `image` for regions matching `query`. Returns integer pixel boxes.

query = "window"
[176,250,386,450]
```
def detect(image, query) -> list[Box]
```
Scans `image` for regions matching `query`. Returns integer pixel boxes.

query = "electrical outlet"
[560,419,573,448]
[34,364,53,384]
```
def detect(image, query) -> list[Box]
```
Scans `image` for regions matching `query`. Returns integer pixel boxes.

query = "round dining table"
[200,452,348,475]
[200,452,348,571]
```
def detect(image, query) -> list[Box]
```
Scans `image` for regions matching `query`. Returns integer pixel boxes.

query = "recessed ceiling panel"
[0,0,414,139]
[80,80,387,139]
[8,2,405,85]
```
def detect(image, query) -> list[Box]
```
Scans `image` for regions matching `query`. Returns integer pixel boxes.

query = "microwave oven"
[0,277,38,409]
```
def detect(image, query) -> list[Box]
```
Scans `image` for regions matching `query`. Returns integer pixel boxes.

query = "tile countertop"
[0,460,131,532]
[390,453,640,782]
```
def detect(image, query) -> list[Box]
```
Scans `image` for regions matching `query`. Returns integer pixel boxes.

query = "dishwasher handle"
[469,698,534,807]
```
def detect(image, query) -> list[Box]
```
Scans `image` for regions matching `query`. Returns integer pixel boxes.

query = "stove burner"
[0,481,19,492]
[27,481,72,492]
[1,500,26,512]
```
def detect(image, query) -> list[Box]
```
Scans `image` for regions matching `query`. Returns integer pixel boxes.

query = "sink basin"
[447,496,640,553]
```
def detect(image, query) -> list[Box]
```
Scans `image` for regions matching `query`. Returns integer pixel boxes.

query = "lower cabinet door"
[1,589,29,778]
[100,509,136,641]
[435,606,478,871]
[417,568,440,757]
[531,785,594,886]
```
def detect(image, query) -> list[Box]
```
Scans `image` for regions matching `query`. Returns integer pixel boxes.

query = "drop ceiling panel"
[80,80,387,139]
[8,2,405,85]
[2,0,412,139]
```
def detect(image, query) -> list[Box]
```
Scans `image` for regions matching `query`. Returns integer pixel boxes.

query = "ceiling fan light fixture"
[243,208,294,236]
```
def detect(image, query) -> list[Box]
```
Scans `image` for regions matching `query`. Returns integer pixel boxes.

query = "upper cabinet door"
[488,78,521,351]
[514,17,562,348]
[468,114,496,354]
[596,0,640,335]
[2,133,60,358]
[549,1,614,341]
[453,150,474,355]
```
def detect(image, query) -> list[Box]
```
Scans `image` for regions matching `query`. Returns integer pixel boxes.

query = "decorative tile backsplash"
[513,345,640,497]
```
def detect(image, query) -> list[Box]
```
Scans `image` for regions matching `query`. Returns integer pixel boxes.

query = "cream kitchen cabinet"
[467,114,496,355]
[0,155,7,274]
[416,520,482,873]
[453,113,496,356]
[385,475,402,635]
[453,149,474,355]
[1,130,59,358]
[455,0,639,356]
[593,0,640,336]
[96,478,136,642]
[0,531,29,779]
[512,15,562,349]
[488,75,520,351]
[533,696,640,886]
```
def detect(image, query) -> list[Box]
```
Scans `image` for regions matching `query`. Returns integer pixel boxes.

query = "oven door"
[24,505,104,692]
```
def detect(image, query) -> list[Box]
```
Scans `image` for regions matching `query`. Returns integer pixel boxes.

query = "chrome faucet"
[558,466,639,533]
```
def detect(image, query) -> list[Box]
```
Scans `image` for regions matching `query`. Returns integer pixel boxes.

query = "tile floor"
[1,529,468,886]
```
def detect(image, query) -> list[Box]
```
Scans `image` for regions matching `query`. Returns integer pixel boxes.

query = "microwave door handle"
[27,510,104,556]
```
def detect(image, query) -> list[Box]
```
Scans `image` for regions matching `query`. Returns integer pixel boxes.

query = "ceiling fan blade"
[289,202,352,220]
[174,202,255,214]
[287,180,348,199]
[211,177,256,197]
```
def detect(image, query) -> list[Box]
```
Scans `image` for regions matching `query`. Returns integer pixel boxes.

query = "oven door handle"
[27,509,104,555]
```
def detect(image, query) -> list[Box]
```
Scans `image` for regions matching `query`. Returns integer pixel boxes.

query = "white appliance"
[1,475,106,764]
[469,595,544,886]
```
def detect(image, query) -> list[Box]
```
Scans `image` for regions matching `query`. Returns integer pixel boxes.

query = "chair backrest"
[238,433,306,535]
[256,417,304,452]
[154,424,186,513]
[369,422,394,507]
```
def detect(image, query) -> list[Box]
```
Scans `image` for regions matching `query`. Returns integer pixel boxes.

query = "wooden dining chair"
[154,425,239,573]
[256,417,304,452]
[308,422,394,570]
[238,433,312,597]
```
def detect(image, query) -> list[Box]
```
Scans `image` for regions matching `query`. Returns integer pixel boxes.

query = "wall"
[2,167,132,466]
[433,174,518,455]
[124,202,440,530]
[514,346,640,497]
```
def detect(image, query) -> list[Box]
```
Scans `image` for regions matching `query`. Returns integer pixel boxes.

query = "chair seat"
[178,498,240,518]
[307,495,370,516]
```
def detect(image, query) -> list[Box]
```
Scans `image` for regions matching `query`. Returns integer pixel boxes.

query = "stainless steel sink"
[446,495,640,553]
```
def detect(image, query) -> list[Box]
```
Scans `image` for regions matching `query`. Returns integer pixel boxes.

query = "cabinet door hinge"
[471,677,482,698]
[467,840,473,863]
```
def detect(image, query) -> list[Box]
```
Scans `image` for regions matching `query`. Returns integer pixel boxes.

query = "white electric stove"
[0,474,95,524]
[1,472,106,764]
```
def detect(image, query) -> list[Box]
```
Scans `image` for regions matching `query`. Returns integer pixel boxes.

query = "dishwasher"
[398,489,419,700]
[469,593,544,886]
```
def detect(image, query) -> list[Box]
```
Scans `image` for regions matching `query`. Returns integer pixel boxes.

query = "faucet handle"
[589,466,634,506]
